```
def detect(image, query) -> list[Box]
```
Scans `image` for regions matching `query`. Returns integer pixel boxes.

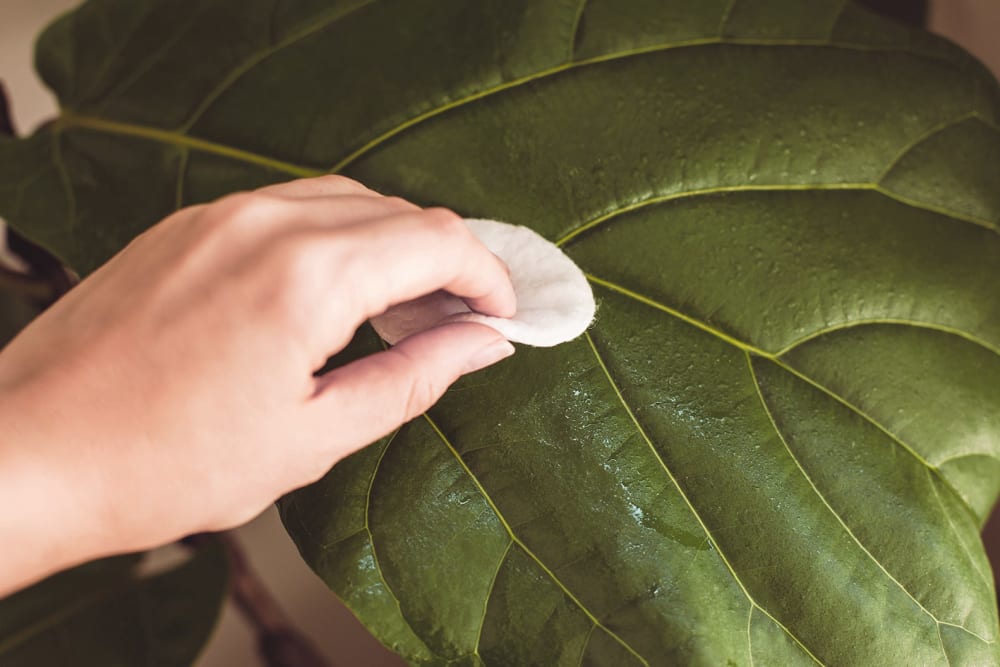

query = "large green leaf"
[0,541,227,666]
[1,0,999,664]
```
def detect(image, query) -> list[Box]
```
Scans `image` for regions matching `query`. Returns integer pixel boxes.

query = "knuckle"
[209,192,286,233]
[316,174,370,194]
[422,207,467,239]
[265,235,323,323]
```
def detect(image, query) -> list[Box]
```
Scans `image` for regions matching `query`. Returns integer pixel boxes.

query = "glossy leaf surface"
[0,1,999,664]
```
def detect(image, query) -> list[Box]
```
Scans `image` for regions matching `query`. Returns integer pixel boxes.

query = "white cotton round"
[370,218,596,347]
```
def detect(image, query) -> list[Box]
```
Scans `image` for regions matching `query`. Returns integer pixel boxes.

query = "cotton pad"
[370,218,595,347]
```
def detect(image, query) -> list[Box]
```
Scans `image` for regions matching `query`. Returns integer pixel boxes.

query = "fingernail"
[463,339,515,373]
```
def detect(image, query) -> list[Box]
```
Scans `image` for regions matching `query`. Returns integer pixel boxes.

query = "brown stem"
[217,532,331,667]
[5,229,77,302]
[1,83,77,302]
[0,267,53,301]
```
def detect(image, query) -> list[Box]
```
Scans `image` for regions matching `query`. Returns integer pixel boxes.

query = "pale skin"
[0,175,517,597]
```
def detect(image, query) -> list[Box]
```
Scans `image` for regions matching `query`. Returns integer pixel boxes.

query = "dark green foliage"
[0,542,228,666]
[859,0,928,26]
[0,1,997,665]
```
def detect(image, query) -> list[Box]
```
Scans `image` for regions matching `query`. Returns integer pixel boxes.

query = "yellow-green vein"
[588,273,999,372]
[587,274,770,356]
[55,113,323,178]
[361,428,429,650]
[554,183,996,250]
[875,113,977,183]
[588,274,986,522]
[746,351,986,649]
[179,0,379,131]
[91,8,204,112]
[327,37,968,173]
[926,468,994,592]
[473,539,514,656]
[775,320,1000,359]
[421,413,650,666]
[584,332,824,665]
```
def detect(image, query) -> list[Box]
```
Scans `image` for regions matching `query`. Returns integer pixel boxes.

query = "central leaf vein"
[587,274,991,518]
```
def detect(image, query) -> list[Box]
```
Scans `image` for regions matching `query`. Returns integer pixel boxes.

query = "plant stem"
[1,84,77,304]
[5,230,77,302]
[0,267,53,301]
[217,532,331,667]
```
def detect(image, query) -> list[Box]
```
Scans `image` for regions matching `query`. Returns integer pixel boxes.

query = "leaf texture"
[0,1,998,664]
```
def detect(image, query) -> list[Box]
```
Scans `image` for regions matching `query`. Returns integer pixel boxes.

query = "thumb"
[307,322,514,458]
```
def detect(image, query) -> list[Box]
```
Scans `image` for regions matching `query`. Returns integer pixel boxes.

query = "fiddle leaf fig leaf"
[1,0,999,664]
[0,541,228,666]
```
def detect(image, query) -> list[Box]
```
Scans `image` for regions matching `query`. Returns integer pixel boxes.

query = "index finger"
[281,207,516,356]
[343,208,516,319]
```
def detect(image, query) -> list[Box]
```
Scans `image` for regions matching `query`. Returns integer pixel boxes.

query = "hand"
[0,175,516,594]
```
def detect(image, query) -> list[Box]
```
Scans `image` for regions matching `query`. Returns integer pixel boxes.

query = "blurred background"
[2,1,999,665]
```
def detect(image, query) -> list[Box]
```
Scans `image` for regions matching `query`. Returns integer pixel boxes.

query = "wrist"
[0,382,114,595]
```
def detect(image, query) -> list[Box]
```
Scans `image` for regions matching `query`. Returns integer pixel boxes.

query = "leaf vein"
[775,321,1000,359]
[926,469,994,592]
[422,413,651,666]
[555,183,996,250]
[875,113,977,183]
[179,0,379,131]
[92,9,207,114]
[747,352,980,650]
[587,276,987,524]
[362,429,428,648]
[327,38,974,173]
[584,333,823,665]
[81,4,155,104]
[935,452,1000,469]
[473,540,514,656]
[55,113,323,178]
[576,623,597,667]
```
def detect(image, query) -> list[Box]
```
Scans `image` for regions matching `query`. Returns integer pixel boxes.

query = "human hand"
[0,176,516,594]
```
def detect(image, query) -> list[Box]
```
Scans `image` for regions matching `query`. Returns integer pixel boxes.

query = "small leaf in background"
[0,1,998,665]
[0,540,228,667]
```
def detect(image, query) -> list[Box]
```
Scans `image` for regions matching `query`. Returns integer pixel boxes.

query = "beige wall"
[1,2,998,666]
